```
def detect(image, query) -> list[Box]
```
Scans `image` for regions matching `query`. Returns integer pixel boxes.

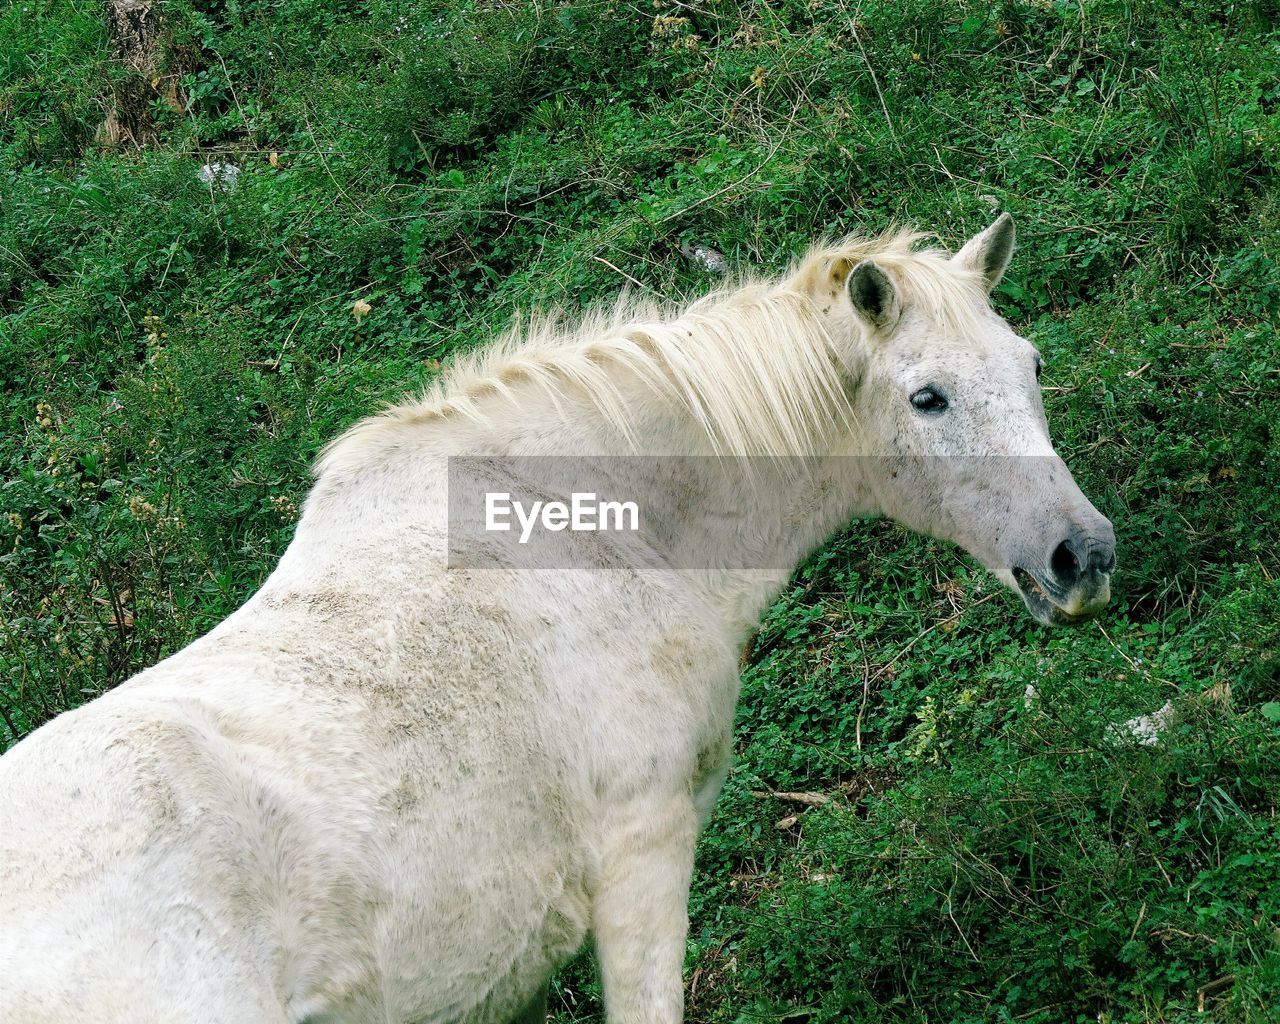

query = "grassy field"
[2,1,1278,1021]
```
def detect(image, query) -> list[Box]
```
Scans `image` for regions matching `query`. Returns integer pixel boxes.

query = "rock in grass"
[680,242,727,275]
[198,162,241,191]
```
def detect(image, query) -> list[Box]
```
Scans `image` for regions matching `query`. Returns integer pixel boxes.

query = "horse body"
[1,457,742,1023]
[0,216,1116,1022]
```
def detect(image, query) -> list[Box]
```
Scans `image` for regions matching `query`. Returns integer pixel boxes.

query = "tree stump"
[100,0,181,147]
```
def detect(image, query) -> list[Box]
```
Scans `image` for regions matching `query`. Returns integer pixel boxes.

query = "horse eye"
[910,388,948,414]
[1034,357,1044,380]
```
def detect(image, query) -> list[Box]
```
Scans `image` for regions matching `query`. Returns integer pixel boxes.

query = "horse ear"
[954,212,1015,292]
[846,259,901,333]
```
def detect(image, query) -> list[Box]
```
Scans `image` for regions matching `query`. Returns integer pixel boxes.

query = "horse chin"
[1011,567,1109,627]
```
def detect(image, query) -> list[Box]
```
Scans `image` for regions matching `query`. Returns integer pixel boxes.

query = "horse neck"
[296,317,878,632]
[630,453,879,632]
[466,376,879,631]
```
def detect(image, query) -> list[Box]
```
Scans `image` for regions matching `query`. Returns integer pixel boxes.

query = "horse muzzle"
[1012,519,1116,627]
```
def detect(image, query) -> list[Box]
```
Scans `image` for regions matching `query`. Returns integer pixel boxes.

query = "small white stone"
[680,242,727,275]
[198,162,241,191]
[1108,700,1175,747]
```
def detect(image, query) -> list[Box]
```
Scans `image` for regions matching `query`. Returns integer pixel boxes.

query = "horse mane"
[316,226,986,475]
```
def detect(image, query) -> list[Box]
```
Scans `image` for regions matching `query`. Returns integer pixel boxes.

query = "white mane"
[317,227,987,474]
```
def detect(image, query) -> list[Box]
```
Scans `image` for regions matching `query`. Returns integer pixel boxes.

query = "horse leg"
[507,981,548,1024]
[592,793,698,1024]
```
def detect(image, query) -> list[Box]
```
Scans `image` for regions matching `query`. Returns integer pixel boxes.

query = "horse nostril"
[1050,529,1115,589]
[1050,540,1081,586]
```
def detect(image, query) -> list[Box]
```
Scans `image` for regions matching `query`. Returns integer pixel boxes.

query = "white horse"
[0,215,1114,1023]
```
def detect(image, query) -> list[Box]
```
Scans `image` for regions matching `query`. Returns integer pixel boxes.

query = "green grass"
[2,1,1278,1021]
